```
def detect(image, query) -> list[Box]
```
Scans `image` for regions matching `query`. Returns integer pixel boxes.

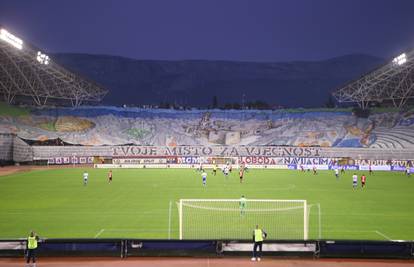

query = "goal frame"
[178,199,308,240]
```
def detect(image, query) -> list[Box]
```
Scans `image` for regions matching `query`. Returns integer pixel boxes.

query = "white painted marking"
[168,200,172,240]
[317,203,322,239]
[94,229,105,238]
[375,230,392,241]
[323,230,375,232]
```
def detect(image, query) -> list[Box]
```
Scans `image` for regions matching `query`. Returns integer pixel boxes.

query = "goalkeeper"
[239,195,247,216]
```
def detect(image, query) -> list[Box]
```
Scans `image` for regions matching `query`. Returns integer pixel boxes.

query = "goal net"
[179,199,309,240]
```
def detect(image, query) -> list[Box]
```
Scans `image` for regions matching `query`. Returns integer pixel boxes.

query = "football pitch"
[0,168,413,241]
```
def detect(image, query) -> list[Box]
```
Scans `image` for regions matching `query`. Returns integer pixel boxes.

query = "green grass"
[0,168,413,241]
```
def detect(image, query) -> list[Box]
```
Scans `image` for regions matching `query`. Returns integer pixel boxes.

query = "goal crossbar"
[180,199,306,203]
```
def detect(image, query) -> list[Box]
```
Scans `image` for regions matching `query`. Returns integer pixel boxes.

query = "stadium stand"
[1,106,414,149]
[1,106,414,163]
[0,133,13,163]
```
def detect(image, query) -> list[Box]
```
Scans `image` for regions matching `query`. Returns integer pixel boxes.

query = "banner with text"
[112,146,322,158]
[239,156,341,166]
[48,156,94,165]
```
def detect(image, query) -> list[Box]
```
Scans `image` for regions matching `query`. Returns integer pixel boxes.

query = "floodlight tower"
[0,25,107,107]
[0,28,23,50]
[393,53,407,66]
[333,49,414,109]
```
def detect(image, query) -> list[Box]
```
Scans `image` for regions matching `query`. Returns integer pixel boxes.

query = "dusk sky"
[1,0,414,62]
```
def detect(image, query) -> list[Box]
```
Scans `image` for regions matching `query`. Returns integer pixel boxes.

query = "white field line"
[168,200,172,240]
[101,229,167,232]
[323,230,376,232]
[375,230,392,241]
[1,210,167,215]
[94,229,105,238]
[322,229,393,240]
[316,203,322,239]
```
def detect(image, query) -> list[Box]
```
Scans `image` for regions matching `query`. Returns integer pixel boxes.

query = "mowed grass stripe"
[0,168,413,240]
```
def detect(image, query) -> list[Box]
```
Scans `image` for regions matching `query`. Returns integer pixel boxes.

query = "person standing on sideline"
[251,225,267,261]
[26,230,39,267]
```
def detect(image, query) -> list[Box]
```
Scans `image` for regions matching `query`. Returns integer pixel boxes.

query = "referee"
[251,225,267,261]
[26,231,39,267]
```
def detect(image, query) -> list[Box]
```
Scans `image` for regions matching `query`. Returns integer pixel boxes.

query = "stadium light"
[36,51,50,65]
[393,53,407,66]
[0,28,23,50]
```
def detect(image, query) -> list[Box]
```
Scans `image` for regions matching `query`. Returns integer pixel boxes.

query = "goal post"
[179,199,309,240]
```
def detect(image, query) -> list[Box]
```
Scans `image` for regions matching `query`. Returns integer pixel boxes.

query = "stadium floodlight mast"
[393,53,407,66]
[36,51,50,65]
[333,48,414,109]
[0,28,23,50]
[0,26,107,107]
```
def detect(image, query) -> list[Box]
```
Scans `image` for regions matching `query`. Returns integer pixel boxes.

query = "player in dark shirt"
[239,168,244,183]
[361,174,366,188]
[108,170,113,183]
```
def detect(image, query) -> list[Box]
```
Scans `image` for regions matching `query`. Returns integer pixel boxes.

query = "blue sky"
[1,0,414,61]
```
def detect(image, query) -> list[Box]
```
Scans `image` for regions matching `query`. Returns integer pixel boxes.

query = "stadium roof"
[332,49,414,109]
[0,26,107,107]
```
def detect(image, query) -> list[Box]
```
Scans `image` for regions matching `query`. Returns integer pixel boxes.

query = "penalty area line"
[374,230,392,241]
[94,229,105,238]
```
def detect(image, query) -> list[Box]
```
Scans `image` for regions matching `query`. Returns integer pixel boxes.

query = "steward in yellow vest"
[251,225,267,261]
[26,231,39,267]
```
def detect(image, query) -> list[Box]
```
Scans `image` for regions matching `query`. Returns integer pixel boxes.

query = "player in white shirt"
[334,168,339,179]
[201,171,207,186]
[406,167,411,176]
[352,173,358,189]
[223,166,229,177]
[83,171,89,186]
